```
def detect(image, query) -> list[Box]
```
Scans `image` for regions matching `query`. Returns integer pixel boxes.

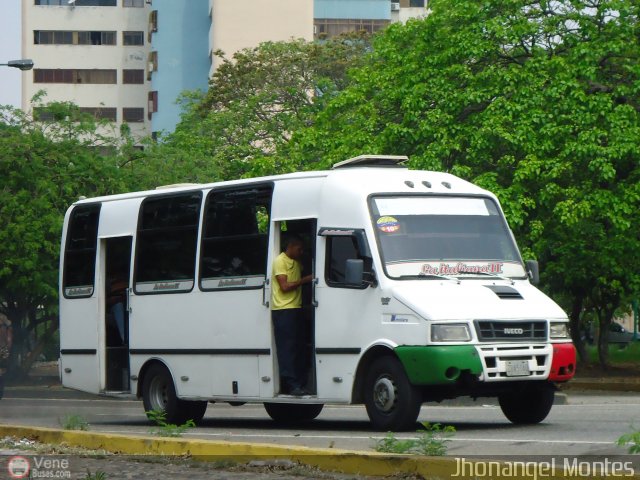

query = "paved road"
[1,386,638,459]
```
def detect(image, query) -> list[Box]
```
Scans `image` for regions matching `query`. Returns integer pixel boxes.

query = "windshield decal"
[421,262,504,276]
[377,216,400,233]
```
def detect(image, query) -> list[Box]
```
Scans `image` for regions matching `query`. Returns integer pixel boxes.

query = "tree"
[0,98,126,380]
[291,0,640,367]
[138,35,371,186]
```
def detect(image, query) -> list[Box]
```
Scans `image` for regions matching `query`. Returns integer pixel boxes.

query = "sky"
[0,0,23,108]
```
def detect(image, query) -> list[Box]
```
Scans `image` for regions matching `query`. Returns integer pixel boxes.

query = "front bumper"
[395,342,576,386]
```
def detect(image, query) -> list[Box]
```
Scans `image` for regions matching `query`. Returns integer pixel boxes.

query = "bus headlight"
[550,322,570,339]
[431,324,471,342]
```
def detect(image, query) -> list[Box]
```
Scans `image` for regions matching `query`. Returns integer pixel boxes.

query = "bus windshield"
[370,196,526,279]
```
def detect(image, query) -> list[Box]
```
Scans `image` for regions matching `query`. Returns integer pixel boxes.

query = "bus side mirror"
[345,259,364,286]
[526,260,539,285]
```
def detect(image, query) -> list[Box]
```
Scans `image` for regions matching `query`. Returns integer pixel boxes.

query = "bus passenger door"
[269,219,318,395]
[102,236,132,392]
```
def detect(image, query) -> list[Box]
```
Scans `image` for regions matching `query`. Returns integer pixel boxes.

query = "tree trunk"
[569,295,588,363]
[597,309,613,369]
[21,319,58,377]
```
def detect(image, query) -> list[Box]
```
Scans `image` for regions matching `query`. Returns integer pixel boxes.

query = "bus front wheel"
[142,363,207,424]
[264,403,324,424]
[364,356,422,431]
[498,381,555,424]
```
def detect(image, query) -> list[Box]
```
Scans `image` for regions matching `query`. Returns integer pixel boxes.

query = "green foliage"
[60,414,89,431]
[136,35,371,187]
[0,96,128,379]
[617,429,640,454]
[146,410,196,438]
[84,470,107,480]
[291,0,640,367]
[374,423,455,456]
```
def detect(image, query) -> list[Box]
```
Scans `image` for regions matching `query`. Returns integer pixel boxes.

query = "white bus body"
[59,156,575,431]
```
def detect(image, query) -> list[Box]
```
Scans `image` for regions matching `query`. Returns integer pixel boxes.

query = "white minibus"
[59,155,575,431]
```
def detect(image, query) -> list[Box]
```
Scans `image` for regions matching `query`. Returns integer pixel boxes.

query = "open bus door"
[103,236,132,392]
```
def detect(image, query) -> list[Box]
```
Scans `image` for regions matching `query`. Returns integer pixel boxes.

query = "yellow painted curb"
[0,424,638,479]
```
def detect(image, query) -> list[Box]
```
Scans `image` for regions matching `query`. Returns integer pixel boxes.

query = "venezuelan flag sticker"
[377,216,400,233]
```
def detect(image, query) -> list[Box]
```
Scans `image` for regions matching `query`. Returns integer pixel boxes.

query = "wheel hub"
[149,376,169,410]
[373,376,396,412]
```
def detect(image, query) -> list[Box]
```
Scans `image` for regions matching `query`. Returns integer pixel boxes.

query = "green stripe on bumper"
[395,345,483,385]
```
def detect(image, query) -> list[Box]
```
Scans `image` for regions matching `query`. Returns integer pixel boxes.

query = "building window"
[409,0,425,6]
[35,106,116,122]
[79,107,117,121]
[34,69,117,84]
[123,0,144,6]
[148,10,158,41]
[123,107,145,123]
[35,0,117,5]
[135,193,202,294]
[313,18,390,40]
[34,31,73,44]
[148,91,158,119]
[123,69,144,84]
[77,31,116,45]
[147,51,157,80]
[123,31,144,46]
[34,30,115,45]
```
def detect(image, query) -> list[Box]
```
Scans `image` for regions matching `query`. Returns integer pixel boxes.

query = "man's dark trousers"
[272,308,305,392]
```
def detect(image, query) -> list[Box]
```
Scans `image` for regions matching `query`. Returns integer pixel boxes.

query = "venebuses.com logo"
[6,455,71,479]
[7,456,30,479]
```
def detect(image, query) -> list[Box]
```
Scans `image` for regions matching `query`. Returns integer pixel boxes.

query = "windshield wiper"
[401,273,460,284]
[456,271,514,285]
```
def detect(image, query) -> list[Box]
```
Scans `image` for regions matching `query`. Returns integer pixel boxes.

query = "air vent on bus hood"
[485,285,523,300]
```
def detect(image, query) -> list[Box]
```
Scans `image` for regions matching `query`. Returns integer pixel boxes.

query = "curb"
[562,380,640,393]
[1,424,638,480]
[0,424,457,478]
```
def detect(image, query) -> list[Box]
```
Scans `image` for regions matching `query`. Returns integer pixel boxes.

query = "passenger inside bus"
[271,236,313,396]
[107,265,128,344]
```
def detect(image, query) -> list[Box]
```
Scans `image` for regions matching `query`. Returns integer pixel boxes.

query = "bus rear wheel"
[364,356,422,431]
[498,381,555,424]
[142,363,207,424]
[264,403,324,424]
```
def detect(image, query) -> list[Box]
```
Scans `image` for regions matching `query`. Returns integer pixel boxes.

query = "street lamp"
[0,59,34,71]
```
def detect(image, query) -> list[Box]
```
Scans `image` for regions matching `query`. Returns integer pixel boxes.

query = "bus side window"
[63,204,101,298]
[325,236,370,289]
[134,193,201,294]
[200,186,272,290]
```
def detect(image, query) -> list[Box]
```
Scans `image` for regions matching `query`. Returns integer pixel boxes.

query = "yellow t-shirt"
[271,252,302,310]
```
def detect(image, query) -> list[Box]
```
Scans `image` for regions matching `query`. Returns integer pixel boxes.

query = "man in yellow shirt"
[272,236,313,396]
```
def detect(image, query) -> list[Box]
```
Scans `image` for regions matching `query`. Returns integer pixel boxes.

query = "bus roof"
[72,164,490,206]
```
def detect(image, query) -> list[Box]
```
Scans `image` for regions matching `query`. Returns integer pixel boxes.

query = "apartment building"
[147,0,312,136]
[22,0,151,139]
[146,0,210,135]
[314,0,427,40]
[22,0,426,138]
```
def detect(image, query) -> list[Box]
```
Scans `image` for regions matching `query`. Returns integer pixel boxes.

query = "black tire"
[364,356,422,431]
[264,403,324,424]
[498,381,555,424]
[182,399,208,424]
[142,363,207,424]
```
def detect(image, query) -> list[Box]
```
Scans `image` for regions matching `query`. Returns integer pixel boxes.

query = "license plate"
[505,360,530,377]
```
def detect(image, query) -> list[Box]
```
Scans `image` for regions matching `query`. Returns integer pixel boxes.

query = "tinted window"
[135,193,201,294]
[325,235,371,288]
[63,204,101,298]
[200,186,272,290]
